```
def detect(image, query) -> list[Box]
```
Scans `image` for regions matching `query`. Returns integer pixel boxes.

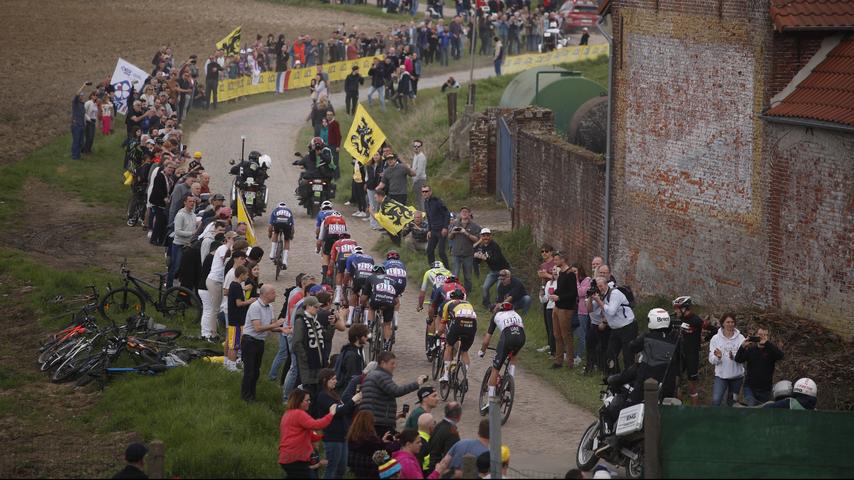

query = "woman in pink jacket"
[572,262,592,368]
[279,388,337,478]
[392,429,449,479]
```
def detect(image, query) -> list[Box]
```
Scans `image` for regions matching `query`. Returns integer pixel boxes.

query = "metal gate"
[497,117,515,208]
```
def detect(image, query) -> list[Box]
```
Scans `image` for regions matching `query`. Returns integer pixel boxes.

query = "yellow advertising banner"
[502,43,609,75]
[374,197,417,235]
[343,103,387,165]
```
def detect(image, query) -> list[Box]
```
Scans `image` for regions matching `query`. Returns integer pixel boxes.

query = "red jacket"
[278,409,333,464]
[327,119,342,148]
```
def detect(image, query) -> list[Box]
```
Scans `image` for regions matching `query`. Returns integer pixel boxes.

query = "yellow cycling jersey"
[420,267,451,303]
[442,300,477,328]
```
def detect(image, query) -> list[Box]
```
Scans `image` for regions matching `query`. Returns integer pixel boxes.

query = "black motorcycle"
[229,150,269,218]
[293,152,335,217]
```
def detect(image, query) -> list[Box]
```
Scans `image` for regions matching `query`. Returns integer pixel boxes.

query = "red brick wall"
[768,33,825,100]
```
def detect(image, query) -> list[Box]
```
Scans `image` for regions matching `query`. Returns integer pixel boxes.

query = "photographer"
[735,326,784,406]
[584,283,610,374]
[448,207,480,293]
[590,276,637,374]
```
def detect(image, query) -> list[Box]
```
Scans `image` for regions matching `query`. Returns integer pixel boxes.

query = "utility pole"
[466,9,479,111]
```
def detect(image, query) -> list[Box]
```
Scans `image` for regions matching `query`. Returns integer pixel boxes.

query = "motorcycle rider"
[294,137,336,207]
[267,201,294,267]
[672,296,703,405]
[764,378,817,410]
[230,150,270,214]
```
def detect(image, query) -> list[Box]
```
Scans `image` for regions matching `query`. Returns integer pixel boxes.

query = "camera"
[586,284,599,298]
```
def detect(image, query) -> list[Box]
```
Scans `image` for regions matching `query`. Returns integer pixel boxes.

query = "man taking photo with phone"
[735,326,784,406]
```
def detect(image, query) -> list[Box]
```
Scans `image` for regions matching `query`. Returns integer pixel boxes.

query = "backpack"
[617,285,635,308]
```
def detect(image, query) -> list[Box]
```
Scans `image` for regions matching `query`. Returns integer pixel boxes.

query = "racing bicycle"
[439,339,468,404]
[479,346,516,425]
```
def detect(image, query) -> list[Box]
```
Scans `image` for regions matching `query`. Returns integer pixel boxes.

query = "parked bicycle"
[479,346,516,425]
[98,259,202,328]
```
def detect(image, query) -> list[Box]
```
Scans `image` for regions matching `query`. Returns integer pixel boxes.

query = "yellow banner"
[344,103,387,165]
[216,26,242,56]
[235,193,257,247]
[374,197,417,235]
[502,43,609,75]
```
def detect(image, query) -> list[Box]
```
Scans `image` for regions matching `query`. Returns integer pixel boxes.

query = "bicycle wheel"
[40,337,85,371]
[275,258,282,281]
[99,288,145,323]
[424,324,433,361]
[73,352,109,388]
[38,336,77,366]
[439,364,452,400]
[431,343,444,380]
[160,286,202,327]
[499,374,515,425]
[141,329,182,343]
[478,367,493,416]
[455,362,468,404]
[370,317,383,362]
[52,344,94,382]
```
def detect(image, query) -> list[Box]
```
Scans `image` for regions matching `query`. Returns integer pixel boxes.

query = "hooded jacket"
[708,328,745,379]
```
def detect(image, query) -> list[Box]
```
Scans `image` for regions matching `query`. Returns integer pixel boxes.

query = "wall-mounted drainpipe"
[597,15,614,265]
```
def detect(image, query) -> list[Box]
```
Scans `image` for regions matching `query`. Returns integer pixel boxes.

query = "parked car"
[559,0,599,32]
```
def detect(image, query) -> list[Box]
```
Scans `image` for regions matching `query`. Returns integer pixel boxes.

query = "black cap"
[476,451,490,473]
[125,443,148,463]
[417,386,435,403]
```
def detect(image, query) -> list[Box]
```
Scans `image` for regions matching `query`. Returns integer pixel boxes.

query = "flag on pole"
[373,197,417,235]
[344,103,387,165]
[110,58,149,115]
[216,26,242,56]
[235,193,257,246]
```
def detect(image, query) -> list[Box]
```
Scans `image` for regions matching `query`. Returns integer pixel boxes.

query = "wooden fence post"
[447,92,458,126]
[147,440,165,479]
[644,378,662,479]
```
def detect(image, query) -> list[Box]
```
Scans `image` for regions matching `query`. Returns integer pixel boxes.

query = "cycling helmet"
[772,380,793,401]
[672,296,693,309]
[793,378,817,398]
[372,265,386,274]
[311,136,325,149]
[259,154,272,169]
[445,275,459,284]
[432,261,444,269]
[277,201,287,208]
[354,245,363,253]
[386,250,400,260]
[248,150,261,161]
[321,201,333,210]
[340,232,351,239]
[499,302,514,311]
[449,288,465,300]
[647,308,671,330]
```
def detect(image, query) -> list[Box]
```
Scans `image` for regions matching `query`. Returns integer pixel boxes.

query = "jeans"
[712,376,744,406]
[281,461,315,479]
[586,322,610,372]
[268,333,291,381]
[606,321,639,373]
[439,46,449,66]
[743,386,771,406]
[282,335,300,400]
[367,85,385,111]
[426,232,449,267]
[574,313,589,359]
[409,0,418,15]
[513,295,532,315]
[366,189,379,228]
[543,306,555,355]
[323,441,348,479]
[71,124,84,159]
[240,336,265,401]
[166,243,184,288]
[450,255,474,292]
[494,58,502,76]
[451,37,461,60]
[481,270,501,309]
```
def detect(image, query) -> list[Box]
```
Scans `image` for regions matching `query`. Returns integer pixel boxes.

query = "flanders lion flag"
[344,103,387,165]
[374,197,417,235]
[216,26,242,56]
[235,193,257,246]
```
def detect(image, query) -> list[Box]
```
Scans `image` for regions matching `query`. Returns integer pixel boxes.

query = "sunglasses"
[421,190,430,193]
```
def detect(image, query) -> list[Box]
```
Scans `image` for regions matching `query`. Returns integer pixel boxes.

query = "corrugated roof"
[766,35,854,126]
[771,0,854,32]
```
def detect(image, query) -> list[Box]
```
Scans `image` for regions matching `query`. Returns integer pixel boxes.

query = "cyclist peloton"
[267,202,294,268]
[439,288,477,383]
[317,210,348,283]
[383,250,408,330]
[478,302,526,409]
[361,265,401,351]
[418,261,452,346]
[344,245,375,326]
[329,232,358,305]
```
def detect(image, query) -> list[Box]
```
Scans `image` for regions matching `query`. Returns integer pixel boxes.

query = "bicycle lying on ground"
[479,346,515,425]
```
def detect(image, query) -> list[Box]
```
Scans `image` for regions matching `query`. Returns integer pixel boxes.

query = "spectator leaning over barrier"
[168,194,197,288]
[422,185,451,267]
[550,252,577,369]
[448,207,480,293]
[474,228,510,310]
[591,275,637,374]
[360,351,428,438]
[708,313,745,406]
[735,325,784,406]
[493,269,531,314]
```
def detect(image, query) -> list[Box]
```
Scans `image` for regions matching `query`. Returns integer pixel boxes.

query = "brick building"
[598,0,854,336]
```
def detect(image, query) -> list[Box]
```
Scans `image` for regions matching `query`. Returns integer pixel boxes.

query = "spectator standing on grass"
[709,313,745,407]
[294,293,344,394]
[584,279,609,374]
[538,268,558,358]
[315,368,363,479]
[365,153,385,230]
[361,351,428,437]
[404,386,439,430]
[279,388,337,479]
[550,252,577,369]
[113,443,148,479]
[428,401,462,472]
[268,274,304,383]
[205,53,223,110]
[411,141,428,210]
[422,185,451,268]
[368,58,387,112]
[70,83,88,160]
[474,228,510,310]
[672,296,703,405]
[100,95,114,136]
[82,92,98,154]
[378,152,416,205]
[168,194,197,289]
[570,262,591,367]
[345,65,364,115]
[735,325,784,406]
[448,207,480,293]
[494,269,532,314]
[591,276,637,374]
[493,36,505,76]
[326,110,342,179]
[241,284,284,402]
[148,161,175,246]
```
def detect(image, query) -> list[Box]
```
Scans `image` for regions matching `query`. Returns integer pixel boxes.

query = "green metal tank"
[499,66,570,108]
[533,76,606,136]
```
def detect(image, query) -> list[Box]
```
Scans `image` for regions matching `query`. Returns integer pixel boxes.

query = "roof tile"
[770,0,854,32]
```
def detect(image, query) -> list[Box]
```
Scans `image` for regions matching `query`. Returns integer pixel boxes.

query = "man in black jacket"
[112,443,148,479]
[473,228,510,309]
[344,65,364,115]
[735,327,784,406]
[367,58,387,111]
[147,161,175,246]
[422,185,451,267]
[336,323,368,390]
[494,269,531,314]
[428,401,462,472]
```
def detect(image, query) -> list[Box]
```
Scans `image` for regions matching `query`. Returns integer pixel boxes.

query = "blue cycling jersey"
[346,253,375,279]
[384,259,408,289]
[269,206,294,226]
[315,210,334,229]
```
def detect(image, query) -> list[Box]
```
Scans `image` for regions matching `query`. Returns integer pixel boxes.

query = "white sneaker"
[344,201,351,206]
[536,345,550,353]
[440,373,449,383]
[352,211,361,217]
[574,356,583,366]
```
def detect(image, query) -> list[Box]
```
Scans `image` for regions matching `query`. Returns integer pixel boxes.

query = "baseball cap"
[125,443,148,463]
[211,193,226,201]
[303,296,320,308]
[480,228,492,235]
[309,285,324,295]
[417,386,435,403]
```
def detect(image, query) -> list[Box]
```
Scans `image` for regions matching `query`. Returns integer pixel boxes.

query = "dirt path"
[189,67,593,477]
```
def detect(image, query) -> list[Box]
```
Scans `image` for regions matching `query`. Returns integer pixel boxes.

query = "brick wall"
[768,33,824,99]
[514,129,606,265]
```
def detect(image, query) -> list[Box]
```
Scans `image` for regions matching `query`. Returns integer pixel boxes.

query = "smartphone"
[402,403,410,416]
[355,384,362,393]
[748,336,760,342]
[84,81,93,86]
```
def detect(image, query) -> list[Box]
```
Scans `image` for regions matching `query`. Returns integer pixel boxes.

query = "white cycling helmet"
[432,261,444,269]
[793,378,817,398]
[647,308,671,330]
[277,201,287,208]
[259,154,272,169]
[321,200,333,210]
[772,380,793,401]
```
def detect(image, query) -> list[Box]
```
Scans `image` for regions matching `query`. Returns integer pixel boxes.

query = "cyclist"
[314,200,335,240]
[418,261,452,349]
[344,245,375,326]
[439,288,477,383]
[361,265,400,351]
[267,201,294,268]
[317,210,348,283]
[329,232,358,305]
[478,302,525,407]
[430,275,467,322]
[384,250,408,329]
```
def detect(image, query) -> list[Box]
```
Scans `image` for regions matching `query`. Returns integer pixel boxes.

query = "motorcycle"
[293,152,335,217]
[228,141,270,218]
[575,369,682,479]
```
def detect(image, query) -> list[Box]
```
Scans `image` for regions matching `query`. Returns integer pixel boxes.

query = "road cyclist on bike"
[317,210,348,284]
[383,250,408,330]
[329,232,358,305]
[361,265,401,351]
[418,260,452,349]
[344,245,375,326]
[267,202,294,268]
[439,288,477,383]
[478,302,526,408]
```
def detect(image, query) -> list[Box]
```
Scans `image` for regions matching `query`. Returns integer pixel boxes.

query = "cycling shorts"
[226,325,242,351]
[322,236,342,256]
[273,223,294,240]
[493,326,526,370]
[369,300,396,323]
[353,278,369,296]
[446,324,476,352]
[681,348,700,381]
[336,257,350,276]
